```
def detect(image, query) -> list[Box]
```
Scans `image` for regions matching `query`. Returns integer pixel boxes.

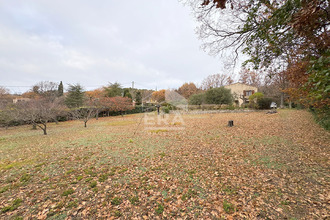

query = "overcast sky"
[0,0,239,94]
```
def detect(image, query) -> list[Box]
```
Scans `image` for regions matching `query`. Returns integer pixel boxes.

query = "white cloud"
[0,0,237,94]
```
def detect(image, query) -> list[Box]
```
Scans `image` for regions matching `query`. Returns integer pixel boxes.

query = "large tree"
[152,90,166,103]
[189,93,206,105]
[85,88,106,99]
[0,102,19,129]
[65,84,85,108]
[135,91,142,105]
[177,82,199,99]
[100,96,134,112]
[85,88,106,119]
[32,81,59,100]
[0,86,12,106]
[238,68,262,88]
[123,88,132,99]
[57,81,64,97]
[194,0,328,65]
[70,98,99,127]
[200,73,233,90]
[205,87,233,104]
[191,0,329,109]
[104,82,123,97]
[16,98,67,135]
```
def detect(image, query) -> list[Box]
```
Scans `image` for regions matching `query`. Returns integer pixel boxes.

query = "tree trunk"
[84,121,87,127]
[96,109,99,120]
[42,124,47,135]
[32,123,37,130]
[280,92,284,108]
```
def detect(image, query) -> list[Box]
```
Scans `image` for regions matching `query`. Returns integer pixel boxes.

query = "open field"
[0,110,329,219]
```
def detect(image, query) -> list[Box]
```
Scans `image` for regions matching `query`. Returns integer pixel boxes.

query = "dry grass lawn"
[0,110,329,219]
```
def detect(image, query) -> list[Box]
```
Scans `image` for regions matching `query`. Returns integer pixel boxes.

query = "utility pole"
[132,81,134,89]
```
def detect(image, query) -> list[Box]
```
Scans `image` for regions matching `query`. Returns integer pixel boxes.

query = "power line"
[1,82,157,93]
[0,85,31,87]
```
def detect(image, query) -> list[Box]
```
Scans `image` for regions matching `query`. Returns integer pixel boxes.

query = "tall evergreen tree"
[65,84,85,108]
[135,91,142,105]
[123,88,132,99]
[58,81,64,97]
[104,82,122,97]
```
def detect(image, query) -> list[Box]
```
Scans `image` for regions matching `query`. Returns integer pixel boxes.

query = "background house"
[224,83,258,106]
[13,98,31,104]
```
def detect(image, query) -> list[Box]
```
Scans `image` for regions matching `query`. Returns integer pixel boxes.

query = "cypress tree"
[65,84,85,108]
[58,81,64,97]
[123,88,132,99]
[135,91,142,105]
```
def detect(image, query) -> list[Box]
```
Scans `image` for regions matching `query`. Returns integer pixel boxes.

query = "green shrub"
[189,93,205,105]
[310,107,330,130]
[227,105,236,110]
[257,98,273,109]
[242,104,249,108]
[205,87,233,105]
[249,92,264,108]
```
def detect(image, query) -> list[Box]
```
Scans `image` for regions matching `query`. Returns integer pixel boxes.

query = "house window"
[244,90,254,96]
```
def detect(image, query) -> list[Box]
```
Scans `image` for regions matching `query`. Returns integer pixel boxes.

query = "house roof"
[224,82,258,89]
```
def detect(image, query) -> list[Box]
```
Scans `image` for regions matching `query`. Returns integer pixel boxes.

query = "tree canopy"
[193,0,329,112]
[177,82,198,99]
[135,91,142,105]
[31,81,59,100]
[152,90,166,103]
[205,87,233,104]
[57,81,64,97]
[104,82,122,97]
[65,84,85,108]
[200,73,233,90]
[189,93,205,105]
[16,98,67,135]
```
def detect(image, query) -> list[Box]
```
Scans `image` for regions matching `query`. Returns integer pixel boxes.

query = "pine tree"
[135,91,142,105]
[104,82,122,97]
[58,81,64,97]
[123,88,132,99]
[65,84,85,108]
